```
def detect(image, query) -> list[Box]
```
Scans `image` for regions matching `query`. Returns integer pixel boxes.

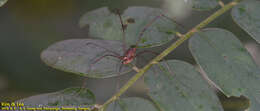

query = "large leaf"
[232,0,260,43]
[17,87,95,107]
[105,97,158,111]
[79,7,178,48]
[189,28,260,111]
[0,0,7,7]
[192,0,218,11]
[144,60,223,111]
[41,39,133,78]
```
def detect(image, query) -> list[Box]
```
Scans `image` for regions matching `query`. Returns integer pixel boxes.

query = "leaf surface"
[79,7,178,48]
[192,0,218,11]
[41,39,132,78]
[17,87,95,107]
[144,60,223,111]
[106,97,158,111]
[232,0,260,43]
[189,28,260,111]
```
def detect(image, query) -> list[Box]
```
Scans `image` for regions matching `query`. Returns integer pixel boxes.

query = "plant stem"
[100,0,242,110]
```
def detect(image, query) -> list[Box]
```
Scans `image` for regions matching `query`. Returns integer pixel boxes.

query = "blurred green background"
[0,0,259,110]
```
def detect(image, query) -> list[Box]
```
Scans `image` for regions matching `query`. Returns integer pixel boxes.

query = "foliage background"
[0,0,259,109]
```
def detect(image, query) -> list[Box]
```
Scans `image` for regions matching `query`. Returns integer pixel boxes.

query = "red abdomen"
[122,48,136,64]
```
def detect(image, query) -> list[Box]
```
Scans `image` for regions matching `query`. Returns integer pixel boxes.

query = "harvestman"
[80,9,183,93]
[76,9,185,111]
[88,11,177,70]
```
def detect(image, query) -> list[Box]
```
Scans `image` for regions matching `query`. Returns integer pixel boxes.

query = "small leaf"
[79,7,178,48]
[0,0,8,7]
[106,97,158,111]
[232,0,260,43]
[41,39,132,78]
[17,87,95,106]
[189,28,260,111]
[144,60,223,111]
[192,0,218,11]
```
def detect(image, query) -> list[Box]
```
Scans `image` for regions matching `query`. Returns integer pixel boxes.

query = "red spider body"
[122,47,136,64]
[82,10,174,96]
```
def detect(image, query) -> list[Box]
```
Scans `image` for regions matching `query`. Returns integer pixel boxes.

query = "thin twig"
[218,0,225,7]
[176,32,183,38]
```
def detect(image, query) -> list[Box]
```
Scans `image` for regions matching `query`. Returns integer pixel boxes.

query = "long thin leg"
[135,50,159,57]
[161,14,187,30]
[90,54,121,68]
[81,54,122,91]
[113,62,124,111]
[135,14,164,47]
[138,54,158,78]
[136,50,159,76]
[115,9,127,52]
[115,55,126,93]
[135,13,187,47]
[86,42,121,56]
[136,50,175,76]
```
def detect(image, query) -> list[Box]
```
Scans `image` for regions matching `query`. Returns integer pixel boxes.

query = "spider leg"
[86,42,121,56]
[115,9,127,52]
[136,50,175,76]
[135,14,164,46]
[135,50,159,57]
[113,62,123,111]
[80,54,122,92]
[135,13,187,47]
[137,54,159,83]
[115,61,130,91]
[161,14,187,30]
[90,54,121,68]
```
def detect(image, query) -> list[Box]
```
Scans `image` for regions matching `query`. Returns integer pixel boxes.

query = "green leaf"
[17,87,95,106]
[232,0,260,43]
[0,0,8,7]
[79,7,178,48]
[144,60,223,111]
[41,39,133,78]
[189,28,260,111]
[192,0,218,11]
[106,97,158,111]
